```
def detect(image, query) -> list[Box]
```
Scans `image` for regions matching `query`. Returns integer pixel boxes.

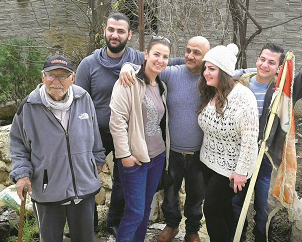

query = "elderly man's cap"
[43,55,74,72]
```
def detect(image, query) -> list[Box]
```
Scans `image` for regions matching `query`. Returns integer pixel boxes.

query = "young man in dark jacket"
[233,43,285,242]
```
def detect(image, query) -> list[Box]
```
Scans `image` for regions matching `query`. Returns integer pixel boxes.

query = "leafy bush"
[8,213,39,242]
[0,38,47,106]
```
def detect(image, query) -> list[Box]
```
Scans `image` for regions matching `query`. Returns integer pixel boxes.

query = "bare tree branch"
[263,15,302,30]
[234,0,262,30]
[245,29,262,48]
[230,0,302,68]
[70,0,93,27]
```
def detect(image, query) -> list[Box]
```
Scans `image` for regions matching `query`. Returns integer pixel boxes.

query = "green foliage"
[94,220,108,239]
[0,37,47,106]
[112,1,120,10]
[9,213,39,242]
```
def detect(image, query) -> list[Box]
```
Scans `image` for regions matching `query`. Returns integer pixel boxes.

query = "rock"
[0,171,8,184]
[0,161,6,172]
[97,204,109,226]
[0,185,6,193]
[0,126,11,163]
[105,153,114,176]
[105,192,112,207]
[5,164,11,174]
[294,99,302,118]
[0,102,16,121]
[95,187,106,205]
[100,172,112,190]
[0,208,18,242]
[0,220,10,242]
[101,162,110,174]
[149,192,161,221]
[289,193,302,242]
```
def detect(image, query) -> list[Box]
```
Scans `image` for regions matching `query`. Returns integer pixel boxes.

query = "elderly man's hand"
[97,166,102,174]
[16,177,32,201]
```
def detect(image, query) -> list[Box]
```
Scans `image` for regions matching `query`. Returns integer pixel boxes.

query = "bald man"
[157,36,209,242]
[119,36,210,242]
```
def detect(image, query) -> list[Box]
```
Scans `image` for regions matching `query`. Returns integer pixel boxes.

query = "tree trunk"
[88,0,111,54]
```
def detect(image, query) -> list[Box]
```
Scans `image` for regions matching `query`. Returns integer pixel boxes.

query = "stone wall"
[0,102,16,126]
[0,1,301,69]
[0,126,11,192]
[155,0,302,70]
[0,0,90,60]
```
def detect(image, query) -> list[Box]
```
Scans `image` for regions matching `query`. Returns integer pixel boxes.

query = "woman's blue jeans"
[116,151,165,242]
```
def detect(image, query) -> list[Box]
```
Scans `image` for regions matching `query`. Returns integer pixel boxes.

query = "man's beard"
[105,36,128,54]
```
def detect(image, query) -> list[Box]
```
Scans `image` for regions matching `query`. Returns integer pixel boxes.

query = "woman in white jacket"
[109,36,171,242]
[197,44,259,242]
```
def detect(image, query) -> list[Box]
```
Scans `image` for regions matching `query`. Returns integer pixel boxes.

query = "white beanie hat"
[202,43,239,76]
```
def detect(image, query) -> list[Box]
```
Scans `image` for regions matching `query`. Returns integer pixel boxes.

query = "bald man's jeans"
[161,150,205,234]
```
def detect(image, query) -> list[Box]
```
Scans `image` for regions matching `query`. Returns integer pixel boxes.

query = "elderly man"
[10,55,106,242]
[75,12,183,235]
[119,36,210,242]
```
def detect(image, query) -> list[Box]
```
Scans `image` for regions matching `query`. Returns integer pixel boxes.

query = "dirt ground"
[295,117,302,199]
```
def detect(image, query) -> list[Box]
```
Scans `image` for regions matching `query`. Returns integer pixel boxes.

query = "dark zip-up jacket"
[10,84,106,204]
[241,70,302,143]
[293,70,302,105]
[240,70,302,168]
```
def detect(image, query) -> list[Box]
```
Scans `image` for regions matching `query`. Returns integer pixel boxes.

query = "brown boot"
[184,233,201,242]
[157,226,179,242]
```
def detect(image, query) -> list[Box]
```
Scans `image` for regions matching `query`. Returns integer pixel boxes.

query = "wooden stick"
[17,187,28,242]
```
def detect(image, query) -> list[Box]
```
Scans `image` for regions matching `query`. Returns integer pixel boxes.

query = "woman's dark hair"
[142,36,171,85]
[198,62,236,116]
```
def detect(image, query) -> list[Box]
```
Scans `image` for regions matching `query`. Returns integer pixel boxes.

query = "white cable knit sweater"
[198,83,259,179]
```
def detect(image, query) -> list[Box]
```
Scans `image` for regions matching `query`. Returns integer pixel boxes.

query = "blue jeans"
[116,151,165,242]
[100,129,125,228]
[232,156,273,241]
[161,150,205,234]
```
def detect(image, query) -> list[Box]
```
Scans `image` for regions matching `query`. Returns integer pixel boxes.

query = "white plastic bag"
[0,185,32,211]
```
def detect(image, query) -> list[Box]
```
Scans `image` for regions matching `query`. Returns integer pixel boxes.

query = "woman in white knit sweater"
[197,44,259,242]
